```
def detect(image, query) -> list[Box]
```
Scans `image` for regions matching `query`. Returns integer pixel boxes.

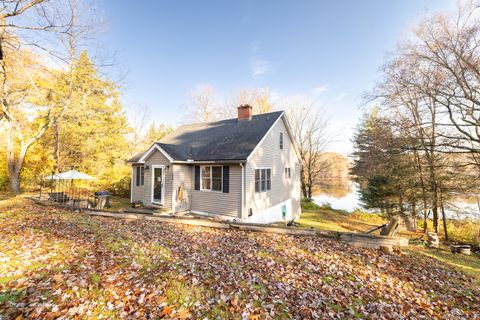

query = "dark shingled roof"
[127,150,146,163]
[127,111,284,162]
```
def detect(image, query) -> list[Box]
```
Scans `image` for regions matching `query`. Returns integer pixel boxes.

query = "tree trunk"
[432,184,439,234]
[8,171,20,193]
[440,186,449,242]
[54,122,60,171]
[413,150,429,233]
[307,171,313,199]
[6,122,18,192]
[6,121,29,193]
[423,210,428,233]
[300,166,308,198]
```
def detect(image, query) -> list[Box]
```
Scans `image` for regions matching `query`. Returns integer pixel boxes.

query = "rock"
[380,245,393,254]
[450,245,471,256]
[427,232,439,248]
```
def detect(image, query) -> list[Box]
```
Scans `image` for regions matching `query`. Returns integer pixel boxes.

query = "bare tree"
[184,85,276,123]
[286,101,334,198]
[183,84,220,123]
[403,1,480,155]
[0,0,98,192]
[225,87,275,117]
[365,0,480,235]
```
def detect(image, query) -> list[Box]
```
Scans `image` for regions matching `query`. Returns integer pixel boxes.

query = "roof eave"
[172,159,247,164]
[127,161,145,165]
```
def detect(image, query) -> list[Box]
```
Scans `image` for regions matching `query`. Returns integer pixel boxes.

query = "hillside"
[0,196,479,319]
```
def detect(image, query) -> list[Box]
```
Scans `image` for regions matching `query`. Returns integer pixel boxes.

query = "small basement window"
[255,168,271,193]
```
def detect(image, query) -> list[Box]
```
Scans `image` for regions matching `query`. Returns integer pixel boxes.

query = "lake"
[312,179,360,212]
[312,178,480,219]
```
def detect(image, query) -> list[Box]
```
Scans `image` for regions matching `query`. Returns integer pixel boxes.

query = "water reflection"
[312,178,480,218]
[312,179,360,212]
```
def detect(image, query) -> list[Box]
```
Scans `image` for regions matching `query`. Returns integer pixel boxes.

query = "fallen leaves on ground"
[0,198,479,319]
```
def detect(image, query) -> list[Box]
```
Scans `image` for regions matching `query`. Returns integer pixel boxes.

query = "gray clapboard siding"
[144,150,173,209]
[245,116,301,217]
[172,164,191,212]
[190,164,242,218]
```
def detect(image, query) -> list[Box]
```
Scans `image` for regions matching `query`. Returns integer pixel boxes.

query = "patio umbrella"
[45,169,96,180]
[43,170,96,207]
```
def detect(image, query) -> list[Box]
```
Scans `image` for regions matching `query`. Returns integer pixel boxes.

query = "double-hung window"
[255,168,271,193]
[201,165,223,191]
[279,132,284,150]
[136,166,144,186]
[284,167,291,179]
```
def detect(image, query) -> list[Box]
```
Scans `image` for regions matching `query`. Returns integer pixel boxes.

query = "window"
[201,165,223,191]
[279,132,284,150]
[255,168,271,192]
[284,167,291,179]
[136,166,144,186]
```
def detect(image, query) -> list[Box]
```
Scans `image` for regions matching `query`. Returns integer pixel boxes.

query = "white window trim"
[255,167,272,193]
[200,165,223,192]
[151,165,165,205]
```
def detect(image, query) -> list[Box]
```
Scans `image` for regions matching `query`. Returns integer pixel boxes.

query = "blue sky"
[97,0,454,155]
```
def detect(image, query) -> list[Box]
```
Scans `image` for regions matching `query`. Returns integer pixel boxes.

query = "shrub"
[108,176,131,198]
[0,175,8,191]
[301,198,321,211]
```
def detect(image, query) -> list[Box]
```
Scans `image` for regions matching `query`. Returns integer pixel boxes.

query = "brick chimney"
[237,104,253,121]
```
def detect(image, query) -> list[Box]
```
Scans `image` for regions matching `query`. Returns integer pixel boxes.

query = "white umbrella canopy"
[45,169,96,180]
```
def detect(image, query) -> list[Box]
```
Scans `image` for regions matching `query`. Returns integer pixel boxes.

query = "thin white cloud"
[249,41,271,77]
[312,85,329,95]
[250,57,270,77]
[331,92,347,102]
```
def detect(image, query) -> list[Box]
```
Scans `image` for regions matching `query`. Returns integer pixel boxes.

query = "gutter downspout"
[240,163,245,221]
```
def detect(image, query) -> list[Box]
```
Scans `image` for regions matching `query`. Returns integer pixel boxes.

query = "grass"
[423,218,480,245]
[407,246,480,285]
[298,199,388,233]
[106,195,131,212]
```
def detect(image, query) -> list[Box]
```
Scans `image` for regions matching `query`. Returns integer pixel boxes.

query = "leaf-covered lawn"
[1,198,479,319]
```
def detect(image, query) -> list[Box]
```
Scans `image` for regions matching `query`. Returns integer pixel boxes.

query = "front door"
[152,166,164,204]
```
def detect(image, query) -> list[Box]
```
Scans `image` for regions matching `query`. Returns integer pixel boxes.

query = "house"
[127,105,302,224]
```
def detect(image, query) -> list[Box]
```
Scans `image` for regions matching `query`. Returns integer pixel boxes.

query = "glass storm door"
[153,167,164,204]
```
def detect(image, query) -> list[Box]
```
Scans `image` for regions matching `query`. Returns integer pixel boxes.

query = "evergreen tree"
[40,51,129,186]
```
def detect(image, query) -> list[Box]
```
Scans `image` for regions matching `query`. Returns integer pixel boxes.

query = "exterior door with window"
[152,166,164,204]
